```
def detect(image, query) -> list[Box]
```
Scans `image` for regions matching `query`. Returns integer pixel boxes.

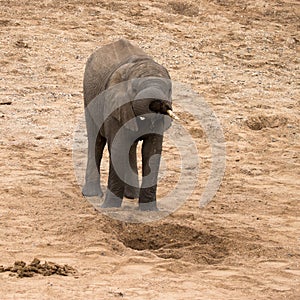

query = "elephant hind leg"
[83,110,106,197]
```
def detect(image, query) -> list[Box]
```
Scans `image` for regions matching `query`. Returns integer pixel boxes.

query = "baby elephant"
[82,39,178,211]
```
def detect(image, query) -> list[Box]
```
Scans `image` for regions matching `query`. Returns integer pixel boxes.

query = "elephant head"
[102,61,178,133]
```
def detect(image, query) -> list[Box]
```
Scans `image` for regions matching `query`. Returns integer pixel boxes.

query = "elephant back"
[84,39,150,106]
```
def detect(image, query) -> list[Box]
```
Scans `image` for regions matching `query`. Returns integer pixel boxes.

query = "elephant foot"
[124,185,139,199]
[101,199,122,208]
[101,190,122,208]
[82,181,103,197]
[139,201,158,211]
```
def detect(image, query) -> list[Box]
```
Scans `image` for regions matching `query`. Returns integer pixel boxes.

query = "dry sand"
[0,0,299,299]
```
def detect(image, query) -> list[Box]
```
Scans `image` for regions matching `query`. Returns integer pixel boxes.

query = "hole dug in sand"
[118,223,228,264]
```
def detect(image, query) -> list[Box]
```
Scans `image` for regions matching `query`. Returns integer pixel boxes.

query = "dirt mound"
[0,258,78,278]
[167,1,199,17]
[245,114,288,130]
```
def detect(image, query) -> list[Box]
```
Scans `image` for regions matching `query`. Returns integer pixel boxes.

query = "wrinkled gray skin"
[82,39,173,211]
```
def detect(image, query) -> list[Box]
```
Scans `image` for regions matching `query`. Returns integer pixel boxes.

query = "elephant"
[82,39,178,211]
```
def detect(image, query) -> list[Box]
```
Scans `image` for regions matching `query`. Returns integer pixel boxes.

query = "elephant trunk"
[149,99,179,120]
[132,83,179,121]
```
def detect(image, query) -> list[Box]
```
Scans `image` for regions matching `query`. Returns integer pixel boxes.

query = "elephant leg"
[82,111,105,197]
[139,134,163,211]
[124,141,139,199]
[101,157,125,208]
[101,133,127,208]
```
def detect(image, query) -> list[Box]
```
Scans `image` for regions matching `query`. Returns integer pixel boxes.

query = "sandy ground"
[0,0,299,299]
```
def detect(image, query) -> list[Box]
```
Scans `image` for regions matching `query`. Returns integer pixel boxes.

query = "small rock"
[15,40,30,48]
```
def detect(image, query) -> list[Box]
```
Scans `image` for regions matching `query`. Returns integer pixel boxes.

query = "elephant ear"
[104,80,138,132]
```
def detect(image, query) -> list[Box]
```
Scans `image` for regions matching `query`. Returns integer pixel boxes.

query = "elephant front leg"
[124,141,139,199]
[101,158,125,208]
[139,134,163,211]
[101,137,127,208]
